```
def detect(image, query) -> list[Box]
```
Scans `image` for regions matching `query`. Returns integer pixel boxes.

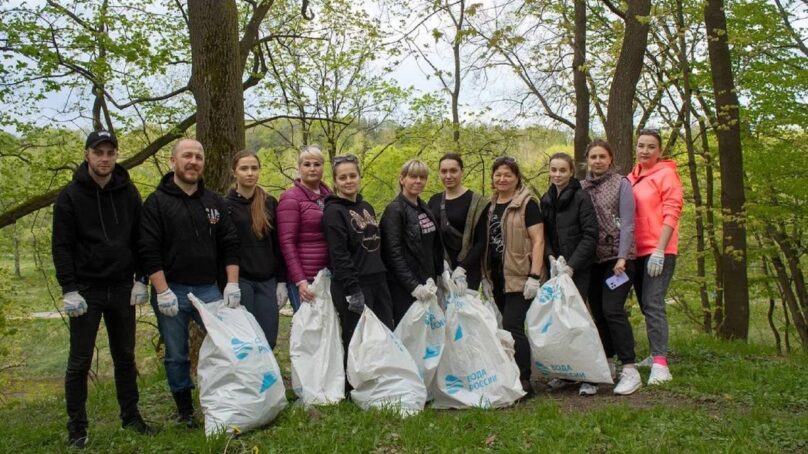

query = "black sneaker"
[68,430,87,449]
[122,415,156,435]
[176,412,198,429]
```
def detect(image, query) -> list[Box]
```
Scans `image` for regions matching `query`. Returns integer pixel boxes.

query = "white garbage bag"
[289,269,345,406]
[526,256,613,384]
[393,281,446,399]
[347,307,427,416]
[190,294,287,436]
[432,290,525,409]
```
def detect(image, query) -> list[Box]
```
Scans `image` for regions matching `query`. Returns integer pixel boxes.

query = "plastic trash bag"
[190,293,287,436]
[526,256,613,384]
[393,279,446,399]
[432,288,525,409]
[289,269,345,406]
[347,307,427,416]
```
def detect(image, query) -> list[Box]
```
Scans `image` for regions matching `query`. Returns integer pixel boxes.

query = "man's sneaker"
[637,356,654,368]
[607,358,617,380]
[122,415,156,435]
[68,429,87,449]
[648,363,673,385]
[613,367,642,395]
[578,383,598,396]
[547,378,576,390]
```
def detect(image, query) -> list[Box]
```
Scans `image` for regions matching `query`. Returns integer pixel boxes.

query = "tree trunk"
[13,221,21,278]
[188,0,246,193]
[604,0,651,174]
[705,0,750,340]
[450,0,464,150]
[572,0,589,177]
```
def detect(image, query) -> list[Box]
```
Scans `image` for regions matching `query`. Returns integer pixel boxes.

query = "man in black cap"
[52,130,154,448]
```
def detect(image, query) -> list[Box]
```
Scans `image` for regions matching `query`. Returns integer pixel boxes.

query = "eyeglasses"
[332,154,359,167]
[493,156,516,165]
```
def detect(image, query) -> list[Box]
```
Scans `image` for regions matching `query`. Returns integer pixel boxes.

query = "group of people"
[52,129,682,448]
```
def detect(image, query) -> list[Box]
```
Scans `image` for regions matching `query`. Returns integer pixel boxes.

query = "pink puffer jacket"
[277,179,331,284]
[627,160,683,256]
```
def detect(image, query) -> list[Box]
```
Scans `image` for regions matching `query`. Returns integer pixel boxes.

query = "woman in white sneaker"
[581,140,641,395]
[627,129,683,386]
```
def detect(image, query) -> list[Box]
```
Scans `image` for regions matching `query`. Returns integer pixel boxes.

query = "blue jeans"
[286,282,302,313]
[150,282,221,393]
[633,255,676,357]
[240,277,279,348]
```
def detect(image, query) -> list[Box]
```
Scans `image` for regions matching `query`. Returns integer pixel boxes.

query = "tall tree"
[572,0,589,176]
[704,0,749,339]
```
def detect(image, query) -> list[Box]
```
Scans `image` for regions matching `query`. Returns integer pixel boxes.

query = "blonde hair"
[399,159,429,190]
[298,145,325,164]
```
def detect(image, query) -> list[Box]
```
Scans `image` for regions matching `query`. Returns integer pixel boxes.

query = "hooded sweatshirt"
[321,194,385,295]
[627,160,683,256]
[225,189,286,282]
[139,172,239,285]
[52,162,143,293]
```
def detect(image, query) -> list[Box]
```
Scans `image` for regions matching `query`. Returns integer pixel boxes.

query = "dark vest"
[582,172,635,262]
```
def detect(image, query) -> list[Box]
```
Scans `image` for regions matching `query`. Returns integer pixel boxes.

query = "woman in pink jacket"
[627,129,683,386]
[277,145,332,311]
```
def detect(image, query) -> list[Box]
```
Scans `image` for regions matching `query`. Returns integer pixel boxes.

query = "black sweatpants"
[588,260,636,364]
[492,273,532,382]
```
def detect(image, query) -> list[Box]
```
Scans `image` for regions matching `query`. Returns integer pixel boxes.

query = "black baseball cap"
[85,130,118,149]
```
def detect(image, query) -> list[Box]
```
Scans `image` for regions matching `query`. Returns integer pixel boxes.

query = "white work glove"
[481,278,494,301]
[63,291,87,317]
[411,278,438,302]
[556,260,574,278]
[223,282,241,308]
[451,267,468,295]
[647,250,665,277]
[523,277,541,300]
[276,282,288,309]
[346,291,366,314]
[156,288,179,317]
[130,281,149,306]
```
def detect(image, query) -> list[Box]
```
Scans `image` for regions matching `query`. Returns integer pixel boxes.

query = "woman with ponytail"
[226,151,287,348]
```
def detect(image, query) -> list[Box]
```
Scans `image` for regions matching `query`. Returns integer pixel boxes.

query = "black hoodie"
[321,194,385,295]
[139,172,239,285]
[225,189,286,282]
[52,162,143,293]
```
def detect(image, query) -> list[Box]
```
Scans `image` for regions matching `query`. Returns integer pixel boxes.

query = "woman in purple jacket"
[277,145,332,311]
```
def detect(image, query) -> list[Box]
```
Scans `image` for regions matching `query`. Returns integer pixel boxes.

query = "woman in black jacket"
[322,154,393,358]
[541,152,599,395]
[226,151,287,348]
[381,159,444,327]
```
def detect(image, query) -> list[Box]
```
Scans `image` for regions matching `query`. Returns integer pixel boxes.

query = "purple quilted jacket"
[277,179,332,284]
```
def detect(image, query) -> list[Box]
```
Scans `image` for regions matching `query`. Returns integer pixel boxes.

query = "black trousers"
[492,273,531,382]
[65,284,139,432]
[587,260,637,364]
[331,273,395,368]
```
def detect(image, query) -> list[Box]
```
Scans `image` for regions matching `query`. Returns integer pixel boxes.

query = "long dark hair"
[231,150,272,239]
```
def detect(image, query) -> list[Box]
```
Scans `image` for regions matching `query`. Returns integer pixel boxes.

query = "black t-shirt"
[488,199,541,280]
[428,190,473,263]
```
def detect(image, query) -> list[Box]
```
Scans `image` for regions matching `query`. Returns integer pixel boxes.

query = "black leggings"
[587,260,636,364]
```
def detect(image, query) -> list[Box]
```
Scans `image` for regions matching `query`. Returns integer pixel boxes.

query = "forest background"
[0,0,806,451]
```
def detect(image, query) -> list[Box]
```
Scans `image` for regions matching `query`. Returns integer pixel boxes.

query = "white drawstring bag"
[526,256,613,384]
[347,307,427,416]
[191,294,287,436]
[432,286,525,409]
[289,269,345,406]
[393,279,446,400]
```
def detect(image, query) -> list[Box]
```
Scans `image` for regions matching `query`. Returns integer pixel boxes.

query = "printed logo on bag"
[259,371,278,393]
[538,284,555,305]
[535,361,585,379]
[445,369,498,395]
[423,344,442,359]
[424,311,446,330]
[231,337,254,360]
[454,324,464,341]
[534,360,552,375]
[540,315,554,334]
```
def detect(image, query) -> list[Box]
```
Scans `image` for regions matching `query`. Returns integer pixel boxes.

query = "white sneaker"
[547,378,575,390]
[607,358,617,380]
[613,367,642,395]
[578,383,598,396]
[647,363,673,385]
[637,356,654,368]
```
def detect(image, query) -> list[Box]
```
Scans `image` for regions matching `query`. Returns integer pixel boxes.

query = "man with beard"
[139,138,241,427]
[53,130,154,448]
